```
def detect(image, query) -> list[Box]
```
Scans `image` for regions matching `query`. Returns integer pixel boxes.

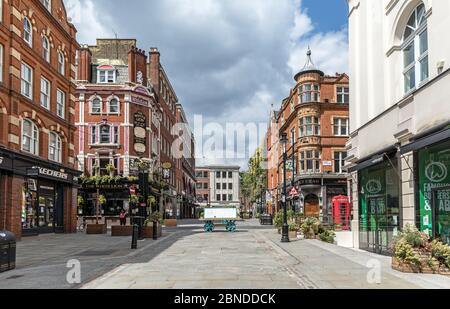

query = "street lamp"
[280,132,290,243]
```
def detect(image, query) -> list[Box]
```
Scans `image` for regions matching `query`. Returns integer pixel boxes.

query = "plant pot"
[142,225,162,238]
[289,231,298,239]
[164,219,177,227]
[111,225,133,237]
[86,224,107,235]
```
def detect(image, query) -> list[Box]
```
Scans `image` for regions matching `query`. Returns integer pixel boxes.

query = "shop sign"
[131,96,149,107]
[0,156,13,171]
[133,112,147,155]
[419,140,450,235]
[298,178,321,186]
[27,167,71,182]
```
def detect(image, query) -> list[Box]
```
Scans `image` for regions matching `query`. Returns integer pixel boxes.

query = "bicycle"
[77,216,87,232]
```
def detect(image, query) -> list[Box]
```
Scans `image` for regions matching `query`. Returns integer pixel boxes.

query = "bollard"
[131,224,138,249]
[152,221,158,240]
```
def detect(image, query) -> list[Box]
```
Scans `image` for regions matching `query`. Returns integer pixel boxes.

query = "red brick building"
[75,39,160,217]
[0,0,80,239]
[272,49,350,224]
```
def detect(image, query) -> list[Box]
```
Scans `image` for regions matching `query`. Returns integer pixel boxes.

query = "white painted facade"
[347,0,450,250]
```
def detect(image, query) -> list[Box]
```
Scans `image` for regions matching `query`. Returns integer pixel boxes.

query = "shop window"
[402,3,428,94]
[48,132,62,163]
[22,119,39,155]
[42,36,50,63]
[299,116,320,137]
[23,17,33,47]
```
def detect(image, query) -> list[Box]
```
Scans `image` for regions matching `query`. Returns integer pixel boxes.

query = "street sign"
[289,187,299,197]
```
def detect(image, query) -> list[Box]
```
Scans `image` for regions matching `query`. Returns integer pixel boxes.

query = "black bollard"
[131,224,138,249]
[152,221,158,240]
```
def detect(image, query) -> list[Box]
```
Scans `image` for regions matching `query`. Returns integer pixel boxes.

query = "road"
[1,220,450,289]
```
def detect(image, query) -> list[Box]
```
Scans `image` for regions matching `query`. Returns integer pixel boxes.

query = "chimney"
[128,46,148,85]
[78,45,92,82]
[148,47,160,90]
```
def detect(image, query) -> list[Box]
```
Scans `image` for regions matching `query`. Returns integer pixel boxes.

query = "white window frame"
[333,118,349,137]
[42,35,50,63]
[108,98,119,114]
[41,0,51,12]
[334,151,347,174]
[402,3,428,95]
[90,97,102,114]
[48,131,62,163]
[23,17,33,47]
[21,63,33,99]
[299,116,320,137]
[97,69,116,84]
[58,51,65,75]
[299,83,320,103]
[300,150,321,174]
[337,86,349,104]
[40,77,50,110]
[22,119,39,155]
[56,89,65,119]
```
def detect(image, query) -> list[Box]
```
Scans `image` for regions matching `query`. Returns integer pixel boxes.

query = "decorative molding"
[385,0,400,15]
[8,134,19,145]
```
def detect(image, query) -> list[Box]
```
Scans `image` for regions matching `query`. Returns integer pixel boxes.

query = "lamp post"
[291,131,296,212]
[280,132,290,243]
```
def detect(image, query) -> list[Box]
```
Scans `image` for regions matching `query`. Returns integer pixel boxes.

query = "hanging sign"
[134,112,147,154]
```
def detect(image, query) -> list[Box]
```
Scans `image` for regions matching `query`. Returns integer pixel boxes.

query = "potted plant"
[288,221,299,240]
[87,192,107,235]
[106,164,116,177]
[318,229,336,244]
[143,211,163,238]
[301,217,320,239]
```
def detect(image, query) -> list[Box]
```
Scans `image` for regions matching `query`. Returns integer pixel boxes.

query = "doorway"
[367,196,389,254]
[304,194,320,217]
[433,186,450,245]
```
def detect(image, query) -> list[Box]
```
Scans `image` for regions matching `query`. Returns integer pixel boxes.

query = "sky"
[65,0,349,169]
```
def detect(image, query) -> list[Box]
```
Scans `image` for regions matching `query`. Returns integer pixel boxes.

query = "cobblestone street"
[2,220,448,289]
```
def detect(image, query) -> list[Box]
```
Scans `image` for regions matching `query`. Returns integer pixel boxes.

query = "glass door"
[433,186,450,245]
[38,195,55,229]
[367,196,388,254]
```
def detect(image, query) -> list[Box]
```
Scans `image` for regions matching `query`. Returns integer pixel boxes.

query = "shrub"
[393,238,421,267]
[301,217,320,238]
[318,230,336,244]
[431,240,450,269]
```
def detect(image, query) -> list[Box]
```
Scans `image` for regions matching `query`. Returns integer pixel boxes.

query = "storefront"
[358,158,400,255]
[416,138,450,245]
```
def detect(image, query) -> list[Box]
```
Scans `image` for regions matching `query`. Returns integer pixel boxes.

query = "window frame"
[334,151,348,174]
[58,51,65,75]
[98,69,116,84]
[336,86,350,104]
[108,97,119,114]
[90,97,102,114]
[21,63,33,100]
[299,150,321,174]
[56,89,65,119]
[41,0,51,11]
[23,17,33,47]
[0,44,3,83]
[42,35,50,63]
[299,116,320,137]
[40,77,50,110]
[333,118,349,137]
[299,83,320,103]
[48,131,62,163]
[21,119,39,155]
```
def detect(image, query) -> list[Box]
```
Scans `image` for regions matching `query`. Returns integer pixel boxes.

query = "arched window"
[23,17,33,47]
[58,51,65,75]
[48,132,62,163]
[42,36,50,62]
[22,119,39,155]
[403,3,428,94]
[91,97,101,114]
[108,98,119,114]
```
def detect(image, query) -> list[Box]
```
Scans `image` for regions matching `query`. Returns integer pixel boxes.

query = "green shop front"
[351,149,401,255]
[412,133,450,245]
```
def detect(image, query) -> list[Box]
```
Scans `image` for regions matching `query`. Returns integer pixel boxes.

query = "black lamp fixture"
[280,132,290,243]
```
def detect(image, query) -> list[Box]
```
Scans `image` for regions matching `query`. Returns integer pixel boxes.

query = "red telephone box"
[332,196,351,231]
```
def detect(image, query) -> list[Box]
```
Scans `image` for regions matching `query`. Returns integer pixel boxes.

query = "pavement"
[1,219,450,289]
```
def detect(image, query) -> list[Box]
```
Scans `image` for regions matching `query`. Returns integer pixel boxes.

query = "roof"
[294,48,324,80]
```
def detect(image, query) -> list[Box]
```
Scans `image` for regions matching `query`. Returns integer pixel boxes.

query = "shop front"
[358,159,400,255]
[417,138,450,245]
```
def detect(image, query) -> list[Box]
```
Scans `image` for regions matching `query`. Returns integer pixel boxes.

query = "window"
[22,119,39,155]
[41,0,51,11]
[98,69,116,83]
[216,194,221,201]
[337,87,349,103]
[21,63,33,99]
[203,171,208,178]
[216,172,221,178]
[228,183,233,190]
[228,194,233,201]
[222,172,227,178]
[300,150,321,174]
[100,125,111,144]
[334,152,347,174]
[222,194,227,202]
[0,44,3,83]
[222,183,227,190]
[333,118,349,136]
[90,126,97,144]
[300,83,320,103]
[58,51,65,75]
[403,3,428,94]
[203,183,208,189]
[91,98,101,114]
[23,17,32,47]
[40,77,50,109]
[216,183,221,190]
[299,116,320,137]
[56,89,65,119]
[48,132,62,163]
[228,172,233,178]
[42,36,50,62]
[108,98,119,114]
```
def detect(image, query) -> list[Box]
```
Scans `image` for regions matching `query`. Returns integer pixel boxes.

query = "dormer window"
[97,65,116,83]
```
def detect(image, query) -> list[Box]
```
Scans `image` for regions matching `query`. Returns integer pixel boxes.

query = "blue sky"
[303,0,348,33]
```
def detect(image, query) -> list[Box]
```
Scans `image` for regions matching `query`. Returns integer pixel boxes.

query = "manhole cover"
[78,250,117,257]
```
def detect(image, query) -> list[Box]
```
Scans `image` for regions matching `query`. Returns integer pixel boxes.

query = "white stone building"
[346,0,450,254]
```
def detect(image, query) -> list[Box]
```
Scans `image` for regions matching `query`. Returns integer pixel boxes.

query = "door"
[304,194,320,217]
[367,196,388,254]
[38,195,55,231]
[433,186,450,245]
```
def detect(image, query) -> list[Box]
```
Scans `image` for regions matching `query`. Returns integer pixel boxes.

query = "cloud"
[66,0,348,168]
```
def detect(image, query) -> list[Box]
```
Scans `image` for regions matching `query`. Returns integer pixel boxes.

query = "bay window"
[300,83,320,103]
[90,124,119,145]
[299,116,320,137]
[300,150,321,174]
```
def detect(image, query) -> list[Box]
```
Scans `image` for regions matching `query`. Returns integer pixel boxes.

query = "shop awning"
[348,146,398,173]
[400,127,450,155]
